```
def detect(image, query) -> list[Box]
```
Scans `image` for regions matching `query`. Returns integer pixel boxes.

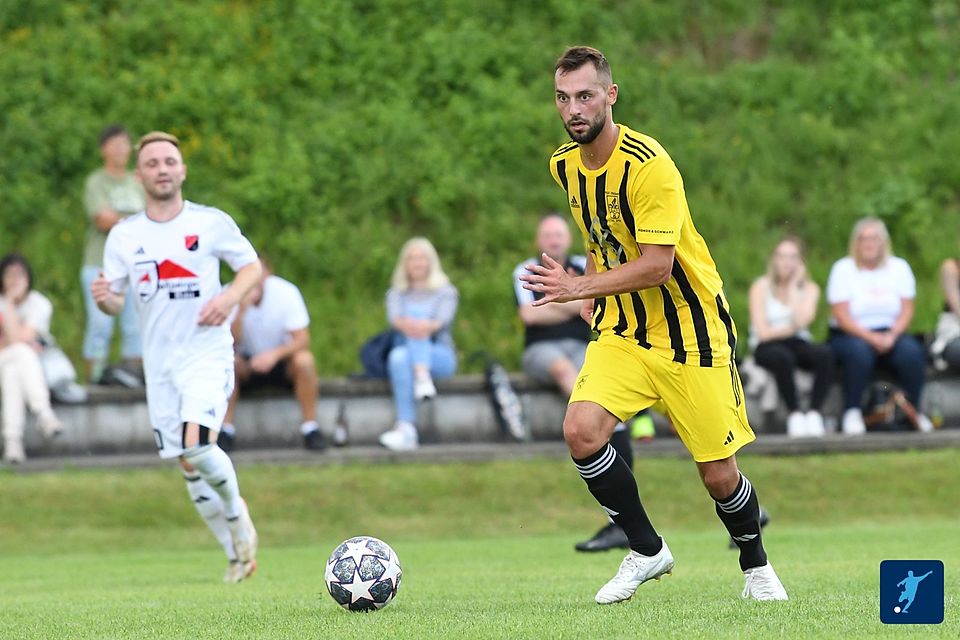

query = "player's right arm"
[93,230,128,316]
[91,272,124,315]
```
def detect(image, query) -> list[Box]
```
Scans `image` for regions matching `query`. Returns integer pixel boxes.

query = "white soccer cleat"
[379,422,419,451]
[223,560,248,584]
[741,563,788,601]
[226,499,258,582]
[594,539,674,604]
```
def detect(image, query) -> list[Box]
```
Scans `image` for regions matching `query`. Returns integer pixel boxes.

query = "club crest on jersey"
[135,259,200,302]
[605,193,621,222]
[185,235,199,251]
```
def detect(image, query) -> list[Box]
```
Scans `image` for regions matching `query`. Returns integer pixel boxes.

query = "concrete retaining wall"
[19,372,960,458]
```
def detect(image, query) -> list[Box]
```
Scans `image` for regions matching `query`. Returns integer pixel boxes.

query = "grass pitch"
[1,450,958,639]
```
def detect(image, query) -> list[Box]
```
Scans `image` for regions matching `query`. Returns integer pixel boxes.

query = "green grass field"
[1,450,958,639]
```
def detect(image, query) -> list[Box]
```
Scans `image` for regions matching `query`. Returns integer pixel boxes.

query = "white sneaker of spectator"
[916,414,935,433]
[37,410,63,439]
[842,408,866,435]
[379,421,419,451]
[786,411,808,438]
[804,410,826,437]
[413,372,437,401]
[3,439,25,464]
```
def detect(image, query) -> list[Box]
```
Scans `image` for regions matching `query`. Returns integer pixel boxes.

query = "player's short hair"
[137,131,180,155]
[98,123,130,147]
[555,46,613,85]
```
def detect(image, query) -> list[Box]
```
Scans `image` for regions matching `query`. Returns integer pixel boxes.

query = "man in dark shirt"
[513,213,634,552]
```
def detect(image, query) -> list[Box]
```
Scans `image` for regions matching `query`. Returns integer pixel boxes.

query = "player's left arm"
[199,260,262,326]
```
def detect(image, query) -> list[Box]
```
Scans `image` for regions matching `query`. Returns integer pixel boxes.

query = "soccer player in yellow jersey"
[520,46,788,603]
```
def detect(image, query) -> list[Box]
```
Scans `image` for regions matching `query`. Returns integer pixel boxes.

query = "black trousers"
[753,337,835,412]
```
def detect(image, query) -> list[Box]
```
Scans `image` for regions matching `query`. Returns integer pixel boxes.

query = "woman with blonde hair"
[826,218,931,434]
[748,237,833,437]
[378,238,459,451]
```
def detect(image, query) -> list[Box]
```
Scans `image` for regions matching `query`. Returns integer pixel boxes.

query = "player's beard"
[144,178,181,201]
[564,112,607,144]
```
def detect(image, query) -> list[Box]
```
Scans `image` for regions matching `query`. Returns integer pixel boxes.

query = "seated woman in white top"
[826,218,931,435]
[0,253,64,464]
[748,237,833,438]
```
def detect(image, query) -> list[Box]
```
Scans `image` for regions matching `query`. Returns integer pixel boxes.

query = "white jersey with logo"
[102,201,258,382]
[238,275,310,357]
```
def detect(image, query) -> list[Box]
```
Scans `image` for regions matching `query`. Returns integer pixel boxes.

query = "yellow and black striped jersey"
[549,124,736,367]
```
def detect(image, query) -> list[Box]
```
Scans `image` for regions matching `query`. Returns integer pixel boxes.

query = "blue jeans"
[387,339,457,423]
[828,330,925,410]
[81,265,141,360]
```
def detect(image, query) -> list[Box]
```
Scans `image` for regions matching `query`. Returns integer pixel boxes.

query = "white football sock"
[182,444,243,520]
[183,472,236,561]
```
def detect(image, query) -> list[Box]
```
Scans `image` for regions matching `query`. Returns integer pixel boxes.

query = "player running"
[91,131,261,583]
[897,570,932,613]
[521,47,788,603]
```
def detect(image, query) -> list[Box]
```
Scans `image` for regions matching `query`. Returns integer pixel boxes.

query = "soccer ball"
[325,536,402,611]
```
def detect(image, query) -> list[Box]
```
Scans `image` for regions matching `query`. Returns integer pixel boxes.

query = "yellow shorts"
[569,334,755,462]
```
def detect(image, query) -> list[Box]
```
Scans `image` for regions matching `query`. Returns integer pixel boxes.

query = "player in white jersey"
[92,131,262,583]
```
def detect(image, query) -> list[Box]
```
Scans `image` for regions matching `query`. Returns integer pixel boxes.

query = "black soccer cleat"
[303,429,327,451]
[575,523,630,552]
[728,506,770,549]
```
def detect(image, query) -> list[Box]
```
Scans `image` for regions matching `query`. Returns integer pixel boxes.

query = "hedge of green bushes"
[2,0,959,375]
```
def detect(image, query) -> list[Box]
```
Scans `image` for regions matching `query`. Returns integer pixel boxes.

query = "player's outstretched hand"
[198,292,235,326]
[520,253,582,306]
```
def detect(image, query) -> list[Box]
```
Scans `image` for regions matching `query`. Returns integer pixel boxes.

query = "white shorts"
[146,360,234,459]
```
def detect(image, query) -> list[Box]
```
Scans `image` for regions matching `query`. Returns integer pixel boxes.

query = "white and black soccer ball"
[325,536,402,611]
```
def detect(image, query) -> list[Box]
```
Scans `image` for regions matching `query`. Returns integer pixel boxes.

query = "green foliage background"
[2,0,959,375]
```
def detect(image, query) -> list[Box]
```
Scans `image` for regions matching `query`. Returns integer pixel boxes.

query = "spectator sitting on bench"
[0,253,64,464]
[748,237,833,438]
[378,237,459,452]
[222,257,324,452]
[513,214,650,552]
[826,217,933,435]
[931,255,960,371]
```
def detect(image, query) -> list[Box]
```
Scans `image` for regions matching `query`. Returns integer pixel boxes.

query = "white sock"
[221,423,236,436]
[182,445,243,520]
[299,420,319,435]
[183,472,236,561]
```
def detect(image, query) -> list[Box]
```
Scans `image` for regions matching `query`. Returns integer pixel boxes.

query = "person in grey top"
[81,124,145,384]
[378,237,459,451]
